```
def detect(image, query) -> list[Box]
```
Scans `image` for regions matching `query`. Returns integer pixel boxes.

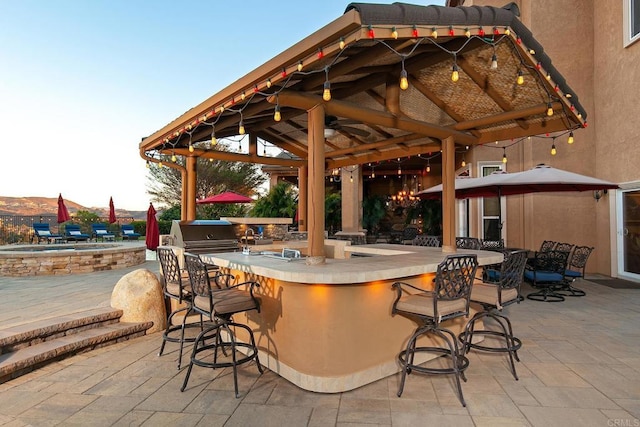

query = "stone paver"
[0,266,640,426]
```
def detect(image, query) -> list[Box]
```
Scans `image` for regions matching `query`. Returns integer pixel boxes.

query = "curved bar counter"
[199,244,503,393]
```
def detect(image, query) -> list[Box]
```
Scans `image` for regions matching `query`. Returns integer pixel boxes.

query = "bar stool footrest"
[398,346,469,375]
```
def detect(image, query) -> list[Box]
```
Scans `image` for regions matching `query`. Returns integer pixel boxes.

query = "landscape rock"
[111,269,166,333]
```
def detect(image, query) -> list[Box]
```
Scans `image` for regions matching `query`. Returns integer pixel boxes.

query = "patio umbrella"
[108,197,117,224]
[57,194,70,223]
[417,164,619,232]
[145,203,160,251]
[196,191,252,204]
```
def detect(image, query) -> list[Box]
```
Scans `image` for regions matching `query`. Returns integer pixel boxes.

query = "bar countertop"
[201,244,502,284]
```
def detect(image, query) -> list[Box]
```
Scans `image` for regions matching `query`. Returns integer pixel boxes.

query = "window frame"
[623,0,640,47]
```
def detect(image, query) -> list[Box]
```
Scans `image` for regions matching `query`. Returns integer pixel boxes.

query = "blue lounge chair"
[33,223,63,244]
[65,224,90,242]
[121,224,141,240]
[91,223,116,242]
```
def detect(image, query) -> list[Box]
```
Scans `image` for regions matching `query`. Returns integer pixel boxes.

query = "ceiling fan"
[324,115,371,138]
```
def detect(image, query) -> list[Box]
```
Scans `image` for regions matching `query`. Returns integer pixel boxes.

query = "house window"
[624,0,640,47]
[479,164,504,241]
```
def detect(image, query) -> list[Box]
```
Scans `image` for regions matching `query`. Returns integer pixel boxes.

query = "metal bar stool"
[392,254,478,407]
[460,249,528,380]
[181,253,263,397]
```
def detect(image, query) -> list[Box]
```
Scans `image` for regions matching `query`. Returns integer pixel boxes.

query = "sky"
[0,0,444,211]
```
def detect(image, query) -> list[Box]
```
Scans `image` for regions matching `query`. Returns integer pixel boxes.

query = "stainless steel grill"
[169,220,239,255]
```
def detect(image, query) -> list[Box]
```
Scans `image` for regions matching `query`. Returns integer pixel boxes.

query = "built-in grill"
[169,220,239,255]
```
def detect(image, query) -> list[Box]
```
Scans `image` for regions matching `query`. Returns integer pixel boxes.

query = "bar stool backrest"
[456,237,482,250]
[539,240,557,252]
[413,235,441,247]
[434,254,478,303]
[567,245,594,275]
[157,247,187,303]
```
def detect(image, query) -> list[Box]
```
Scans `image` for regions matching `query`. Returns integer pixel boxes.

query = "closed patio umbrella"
[108,197,117,224]
[145,203,159,251]
[57,194,70,224]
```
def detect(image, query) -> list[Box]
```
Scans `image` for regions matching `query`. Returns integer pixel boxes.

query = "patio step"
[0,307,153,383]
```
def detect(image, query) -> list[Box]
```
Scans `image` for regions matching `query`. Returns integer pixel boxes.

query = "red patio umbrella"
[57,194,70,223]
[146,203,160,251]
[108,197,117,224]
[196,191,253,204]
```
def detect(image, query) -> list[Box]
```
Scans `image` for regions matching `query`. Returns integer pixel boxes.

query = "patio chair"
[400,226,419,245]
[412,235,441,247]
[64,224,90,242]
[557,245,594,297]
[554,242,575,254]
[181,253,263,397]
[157,247,204,370]
[91,223,115,242]
[392,254,478,406]
[524,250,570,302]
[121,224,141,240]
[481,239,505,251]
[32,223,62,244]
[460,249,528,380]
[539,240,558,252]
[456,237,482,250]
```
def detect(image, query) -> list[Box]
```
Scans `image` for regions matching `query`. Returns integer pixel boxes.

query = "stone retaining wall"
[0,244,146,277]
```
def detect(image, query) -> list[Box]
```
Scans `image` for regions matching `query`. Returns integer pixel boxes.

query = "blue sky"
[0,0,444,211]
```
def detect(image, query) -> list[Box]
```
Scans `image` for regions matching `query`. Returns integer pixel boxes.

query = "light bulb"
[551,144,557,156]
[171,154,177,162]
[211,134,217,146]
[188,143,194,153]
[371,171,375,178]
[461,159,466,167]
[159,161,163,168]
[502,153,507,163]
[491,53,498,70]
[546,73,551,81]
[568,132,574,144]
[297,61,303,72]
[451,64,459,82]
[145,160,150,168]
[391,27,398,39]
[350,175,353,183]
[368,26,375,39]
[431,27,438,38]
[504,28,510,36]
[339,37,345,49]
[239,121,245,135]
[517,70,524,85]
[399,69,409,90]
[274,105,281,122]
[464,28,470,38]
[323,81,331,101]
[426,165,431,173]
[547,103,554,116]
[240,92,246,101]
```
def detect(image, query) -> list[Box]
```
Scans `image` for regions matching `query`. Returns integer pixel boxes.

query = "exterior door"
[480,164,504,241]
[618,188,640,280]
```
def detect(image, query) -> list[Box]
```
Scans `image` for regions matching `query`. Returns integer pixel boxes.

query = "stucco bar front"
[201,245,503,393]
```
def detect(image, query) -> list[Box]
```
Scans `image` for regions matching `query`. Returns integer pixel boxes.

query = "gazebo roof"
[140,2,585,170]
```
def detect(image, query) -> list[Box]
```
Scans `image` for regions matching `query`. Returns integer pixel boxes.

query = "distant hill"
[0,196,147,220]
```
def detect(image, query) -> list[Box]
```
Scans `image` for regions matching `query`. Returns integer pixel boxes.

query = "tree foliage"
[250,182,297,218]
[146,143,266,217]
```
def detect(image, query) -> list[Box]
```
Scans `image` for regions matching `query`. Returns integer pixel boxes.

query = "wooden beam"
[453,102,562,134]
[172,147,305,167]
[326,133,426,158]
[270,91,477,145]
[475,116,577,144]
[327,143,441,169]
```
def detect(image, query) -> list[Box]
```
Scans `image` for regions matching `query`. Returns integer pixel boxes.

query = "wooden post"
[186,156,197,221]
[307,105,326,264]
[441,136,456,252]
[298,165,308,232]
[181,170,188,221]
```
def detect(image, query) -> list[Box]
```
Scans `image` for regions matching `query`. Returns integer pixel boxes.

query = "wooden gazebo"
[139,2,585,262]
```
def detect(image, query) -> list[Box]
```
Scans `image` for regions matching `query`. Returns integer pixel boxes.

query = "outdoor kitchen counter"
[200,244,502,284]
[198,245,502,394]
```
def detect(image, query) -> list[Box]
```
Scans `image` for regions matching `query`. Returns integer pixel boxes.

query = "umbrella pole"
[497,188,503,240]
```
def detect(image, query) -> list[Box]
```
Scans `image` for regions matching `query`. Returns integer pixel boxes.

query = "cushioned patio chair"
[412,235,441,247]
[32,223,63,244]
[181,253,263,397]
[64,224,90,242]
[460,249,528,380]
[121,224,141,240]
[91,223,115,242]
[557,245,594,297]
[392,254,478,407]
[524,250,570,302]
[456,237,482,250]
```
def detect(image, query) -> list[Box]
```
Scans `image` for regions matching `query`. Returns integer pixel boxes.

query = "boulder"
[111,269,166,333]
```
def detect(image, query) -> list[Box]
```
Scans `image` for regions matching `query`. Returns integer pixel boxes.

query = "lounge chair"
[33,223,63,244]
[121,224,141,240]
[91,224,116,242]
[64,224,90,242]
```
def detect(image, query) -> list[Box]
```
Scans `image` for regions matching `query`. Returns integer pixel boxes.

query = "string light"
[210,126,217,146]
[188,142,194,153]
[451,63,460,82]
[568,132,574,144]
[412,25,419,38]
[502,148,507,163]
[491,53,498,70]
[551,141,557,156]
[323,80,331,101]
[273,104,281,122]
[171,153,177,162]
[547,102,554,116]
[391,27,398,39]
[339,37,345,49]
[517,70,524,85]
[464,27,471,38]
[400,68,409,90]
[431,27,438,38]
[297,61,303,72]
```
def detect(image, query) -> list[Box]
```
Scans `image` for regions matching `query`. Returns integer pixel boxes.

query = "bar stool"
[460,249,528,380]
[181,253,263,397]
[157,247,202,369]
[392,254,478,406]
